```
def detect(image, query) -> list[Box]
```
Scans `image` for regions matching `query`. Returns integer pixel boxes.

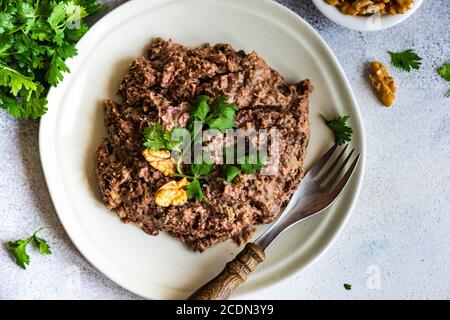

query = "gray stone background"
[1,0,449,299]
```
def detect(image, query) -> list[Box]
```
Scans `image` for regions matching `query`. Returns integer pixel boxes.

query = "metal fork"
[256,143,360,248]
[188,144,360,300]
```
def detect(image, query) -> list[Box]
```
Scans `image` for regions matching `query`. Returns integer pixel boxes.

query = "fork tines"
[314,144,360,195]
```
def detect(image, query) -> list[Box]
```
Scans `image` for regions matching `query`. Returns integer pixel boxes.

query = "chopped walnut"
[325,0,414,16]
[142,149,176,176]
[369,61,397,107]
[155,178,189,207]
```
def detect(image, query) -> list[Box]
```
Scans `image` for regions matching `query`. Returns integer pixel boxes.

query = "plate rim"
[39,0,366,299]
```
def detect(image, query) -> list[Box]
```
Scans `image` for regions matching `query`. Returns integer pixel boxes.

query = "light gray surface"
[1,0,449,300]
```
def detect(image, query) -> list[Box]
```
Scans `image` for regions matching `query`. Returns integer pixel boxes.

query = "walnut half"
[142,149,176,176]
[369,61,397,107]
[155,178,189,207]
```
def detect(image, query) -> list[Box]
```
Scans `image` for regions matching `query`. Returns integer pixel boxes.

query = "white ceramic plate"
[39,0,365,299]
[312,0,423,31]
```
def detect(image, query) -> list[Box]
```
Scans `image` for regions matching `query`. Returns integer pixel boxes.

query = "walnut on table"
[369,61,397,108]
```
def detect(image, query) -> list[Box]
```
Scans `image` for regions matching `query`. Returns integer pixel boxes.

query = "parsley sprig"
[0,0,104,119]
[223,153,265,183]
[321,114,353,145]
[143,124,188,151]
[389,49,422,72]
[438,63,450,98]
[438,63,450,81]
[7,227,52,269]
[143,95,266,202]
[189,95,238,133]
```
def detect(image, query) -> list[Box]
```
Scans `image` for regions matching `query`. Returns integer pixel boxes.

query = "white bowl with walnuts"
[312,0,424,31]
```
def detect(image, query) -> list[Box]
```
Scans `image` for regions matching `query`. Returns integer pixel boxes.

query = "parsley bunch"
[144,95,266,202]
[0,0,104,119]
[8,227,51,269]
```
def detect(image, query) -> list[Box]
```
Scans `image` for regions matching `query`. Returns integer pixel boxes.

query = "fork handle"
[187,243,266,300]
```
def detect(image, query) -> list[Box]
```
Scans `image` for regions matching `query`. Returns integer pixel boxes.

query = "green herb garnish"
[7,227,51,269]
[186,179,204,202]
[344,283,352,290]
[191,95,210,121]
[223,165,241,183]
[438,63,450,81]
[240,154,265,174]
[321,115,353,145]
[143,95,265,202]
[205,95,237,133]
[0,0,104,119]
[143,124,188,151]
[388,49,422,72]
[438,63,450,98]
[221,154,265,183]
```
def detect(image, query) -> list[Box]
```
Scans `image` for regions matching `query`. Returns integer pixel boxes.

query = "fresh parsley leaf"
[8,239,32,269]
[321,115,353,145]
[47,3,68,35]
[18,2,36,33]
[30,19,52,41]
[191,95,210,121]
[0,90,23,117]
[0,13,14,33]
[46,52,70,86]
[7,227,52,269]
[344,283,352,290]
[163,128,187,151]
[34,235,52,255]
[66,2,88,22]
[206,117,235,133]
[438,63,450,81]
[223,165,241,183]
[164,130,179,148]
[0,86,47,119]
[389,49,422,72]
[205,95,237,133]
[186,179,205,202]
[190,152,215,177]
[212,96,237,118]
[191,162,215,177]
[21,91,48,119]
[0,65,37,96]
[143,124,168,150]
[0,34,14,53]
[58,43,78,60]
[447,92,450,98]
[239,154,265,174]
[143,125,188,151]
[65,22,89,42]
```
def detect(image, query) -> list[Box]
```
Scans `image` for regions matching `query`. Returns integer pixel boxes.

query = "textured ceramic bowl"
[312,0,424,31]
